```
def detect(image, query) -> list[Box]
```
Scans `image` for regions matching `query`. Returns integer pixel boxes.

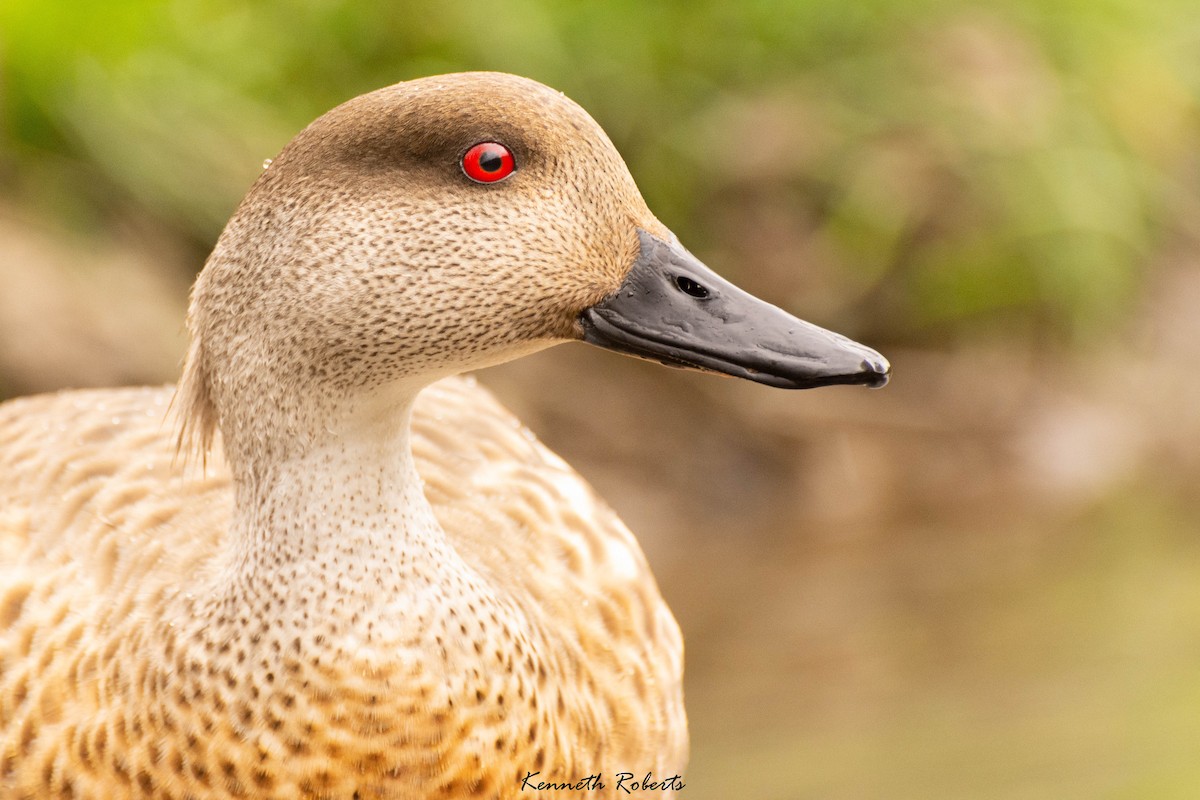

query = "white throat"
[225,382,455,594]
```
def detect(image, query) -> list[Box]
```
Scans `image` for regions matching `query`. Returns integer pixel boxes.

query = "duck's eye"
[462,142,516,183]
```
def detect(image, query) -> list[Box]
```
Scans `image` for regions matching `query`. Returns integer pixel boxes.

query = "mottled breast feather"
[0,379,686,798]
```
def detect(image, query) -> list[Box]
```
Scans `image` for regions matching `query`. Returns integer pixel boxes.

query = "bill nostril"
[674,275,710,299]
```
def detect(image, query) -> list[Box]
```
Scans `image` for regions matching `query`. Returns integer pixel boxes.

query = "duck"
[0,72,888,799]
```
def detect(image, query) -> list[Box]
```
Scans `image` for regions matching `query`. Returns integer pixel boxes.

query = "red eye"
[461,142,516,183]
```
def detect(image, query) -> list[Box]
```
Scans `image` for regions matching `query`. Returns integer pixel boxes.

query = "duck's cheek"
[579,229,890,390]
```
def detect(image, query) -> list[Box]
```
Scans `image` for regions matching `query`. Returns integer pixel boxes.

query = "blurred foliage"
[2,0,1199,343]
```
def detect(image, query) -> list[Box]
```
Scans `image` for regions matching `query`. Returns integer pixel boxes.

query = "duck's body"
[0,72,887,798]
[1,380,684,798]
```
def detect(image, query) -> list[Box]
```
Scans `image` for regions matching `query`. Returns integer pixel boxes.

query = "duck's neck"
[224,386,457,598]
[164,385,569,791]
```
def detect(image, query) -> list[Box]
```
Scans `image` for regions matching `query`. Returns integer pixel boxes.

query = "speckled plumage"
[1,73,686,798]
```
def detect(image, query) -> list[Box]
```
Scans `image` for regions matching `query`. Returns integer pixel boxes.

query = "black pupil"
[479,148,503,172]
[676,276,709,298]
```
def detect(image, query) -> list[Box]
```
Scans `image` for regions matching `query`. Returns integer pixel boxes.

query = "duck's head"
[178,72,888,468]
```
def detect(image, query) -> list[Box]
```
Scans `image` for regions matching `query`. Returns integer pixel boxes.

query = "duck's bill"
[580,230,889,389]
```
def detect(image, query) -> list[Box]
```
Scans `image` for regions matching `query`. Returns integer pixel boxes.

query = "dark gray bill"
[579,230,890,389]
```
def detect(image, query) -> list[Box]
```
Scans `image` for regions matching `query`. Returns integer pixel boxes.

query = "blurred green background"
[3,1,1200,797]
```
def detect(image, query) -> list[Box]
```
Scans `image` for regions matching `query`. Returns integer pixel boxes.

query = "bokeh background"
[3,1,1200,797]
